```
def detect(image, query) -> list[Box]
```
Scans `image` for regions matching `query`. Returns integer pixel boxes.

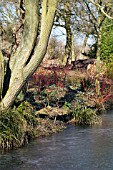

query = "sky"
[51,26,95,46]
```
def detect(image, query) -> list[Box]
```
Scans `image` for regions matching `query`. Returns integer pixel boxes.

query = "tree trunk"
[63,5,72,66]
[96,29,102,72]
[0,0,58,111]
[71,34,75,62]
[65,27,72,65]
[81,34,89,56]
[0,51,4,100]
[83,34,88,49]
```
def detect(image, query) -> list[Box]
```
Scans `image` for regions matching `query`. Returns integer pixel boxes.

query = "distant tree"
[88,0,113,65]
[0,0,25,55]
[47,36,64,61]
[54,0,75,65]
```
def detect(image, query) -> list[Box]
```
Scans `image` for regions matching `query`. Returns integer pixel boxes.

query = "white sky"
[51,26,95,47]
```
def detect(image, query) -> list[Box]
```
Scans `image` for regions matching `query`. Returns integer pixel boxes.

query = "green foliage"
[17,102,36,126]
[101,18,113,64]
[100,18,113,79]
[106,62,113,79]
[73,103,100,125]
[62,101,71,110]
[88,43,97,59]
[0,101,37,150]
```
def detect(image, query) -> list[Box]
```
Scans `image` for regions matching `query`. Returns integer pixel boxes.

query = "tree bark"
[0,0,58,111]
[96,29,102,71]
[63,4,72,65]
[71,34,75,62]
[0,51,4,100]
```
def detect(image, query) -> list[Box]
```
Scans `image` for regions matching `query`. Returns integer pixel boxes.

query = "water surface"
[1,111,113,170]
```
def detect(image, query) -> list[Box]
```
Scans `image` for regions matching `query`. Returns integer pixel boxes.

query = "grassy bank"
[0,101,66,151]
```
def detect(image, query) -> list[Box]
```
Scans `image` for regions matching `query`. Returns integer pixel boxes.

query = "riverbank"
[0,101,66,151]
[1,67,113,151]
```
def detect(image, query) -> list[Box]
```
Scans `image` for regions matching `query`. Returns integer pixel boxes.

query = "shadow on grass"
[25,85,79,111]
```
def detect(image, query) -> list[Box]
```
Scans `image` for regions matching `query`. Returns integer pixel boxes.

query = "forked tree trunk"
[0,0,58,111]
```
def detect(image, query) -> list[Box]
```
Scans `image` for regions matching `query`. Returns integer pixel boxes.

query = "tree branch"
[10,0,39,71]
[24,0,58,77]
[90,0,113,19]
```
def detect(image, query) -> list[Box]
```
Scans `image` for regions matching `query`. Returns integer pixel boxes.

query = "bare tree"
[54,0,77,65]
[0,0,58,111]
[87,0,113,60]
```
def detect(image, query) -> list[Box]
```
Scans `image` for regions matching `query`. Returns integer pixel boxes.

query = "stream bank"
[1,68,113,151]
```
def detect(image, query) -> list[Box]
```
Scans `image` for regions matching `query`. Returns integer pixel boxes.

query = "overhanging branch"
[90,0,113,19]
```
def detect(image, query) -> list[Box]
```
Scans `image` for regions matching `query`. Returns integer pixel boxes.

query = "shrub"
[73,103,100,125]
[101,18,113,67]
[106,62,113,79]
[32,67,66,91]
[47,36,64,60]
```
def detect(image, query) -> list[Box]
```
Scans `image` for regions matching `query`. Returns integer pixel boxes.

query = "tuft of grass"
[0,101,37,150]
[72,103,101,126]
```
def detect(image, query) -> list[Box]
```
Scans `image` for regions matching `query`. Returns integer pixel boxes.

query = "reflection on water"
[1,111,113,170]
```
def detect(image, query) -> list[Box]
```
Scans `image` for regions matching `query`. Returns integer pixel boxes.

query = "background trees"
[53,0,113,65]
[1,0,113,111]
[0,0,24,54]
[53,0,76,65]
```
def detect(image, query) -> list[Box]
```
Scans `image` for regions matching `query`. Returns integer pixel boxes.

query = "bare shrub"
[47,36,65,61]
